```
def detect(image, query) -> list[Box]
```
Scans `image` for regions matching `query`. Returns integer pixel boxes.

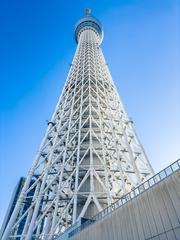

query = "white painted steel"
[2,12,154,240]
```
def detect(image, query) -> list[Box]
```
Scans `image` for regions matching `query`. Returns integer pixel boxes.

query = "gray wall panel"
[71,171,180,240]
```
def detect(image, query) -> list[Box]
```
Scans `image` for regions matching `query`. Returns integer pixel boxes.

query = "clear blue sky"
[0,0,179,226]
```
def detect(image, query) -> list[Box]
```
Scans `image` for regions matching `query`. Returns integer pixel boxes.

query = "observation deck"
[74,9,104,44]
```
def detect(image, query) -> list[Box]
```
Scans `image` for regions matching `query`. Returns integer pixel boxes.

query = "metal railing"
[69,159,180,238]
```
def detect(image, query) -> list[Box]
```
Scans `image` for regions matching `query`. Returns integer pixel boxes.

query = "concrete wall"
[71,170,180,240]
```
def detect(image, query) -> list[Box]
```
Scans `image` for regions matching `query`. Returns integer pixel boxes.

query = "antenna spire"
[85,8,91,16]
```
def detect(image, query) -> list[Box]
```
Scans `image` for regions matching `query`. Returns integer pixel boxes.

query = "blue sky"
[0,0,179,226]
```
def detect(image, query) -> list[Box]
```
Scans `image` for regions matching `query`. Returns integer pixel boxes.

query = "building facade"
[0,178,38,239]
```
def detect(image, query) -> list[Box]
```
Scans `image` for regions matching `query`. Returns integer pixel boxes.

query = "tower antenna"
[85,8,91,16]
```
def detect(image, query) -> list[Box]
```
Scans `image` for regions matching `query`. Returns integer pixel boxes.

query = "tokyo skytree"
[2,9,154,240]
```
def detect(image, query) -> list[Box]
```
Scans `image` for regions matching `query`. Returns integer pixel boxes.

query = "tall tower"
[2,9,154,240]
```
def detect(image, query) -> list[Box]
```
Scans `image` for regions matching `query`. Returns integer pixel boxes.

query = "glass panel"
[154,174,161,183]
[144,181,149,189]
[135,188,139,195]
[148,178,155,186]
[122,198,126,204]
[165,166,173,176]
[130,190,135,198]
[139,185,144,193]
[118,199,123,206]
[111,204,115,211]
[115,202,119,208]
[125,194,130,201]
[159,170,166,179]
[171,162,179,171]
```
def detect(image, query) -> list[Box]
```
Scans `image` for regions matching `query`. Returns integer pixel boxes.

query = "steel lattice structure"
[3,9,154,240]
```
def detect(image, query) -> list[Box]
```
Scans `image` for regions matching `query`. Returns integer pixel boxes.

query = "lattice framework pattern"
[2,26,154,240]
